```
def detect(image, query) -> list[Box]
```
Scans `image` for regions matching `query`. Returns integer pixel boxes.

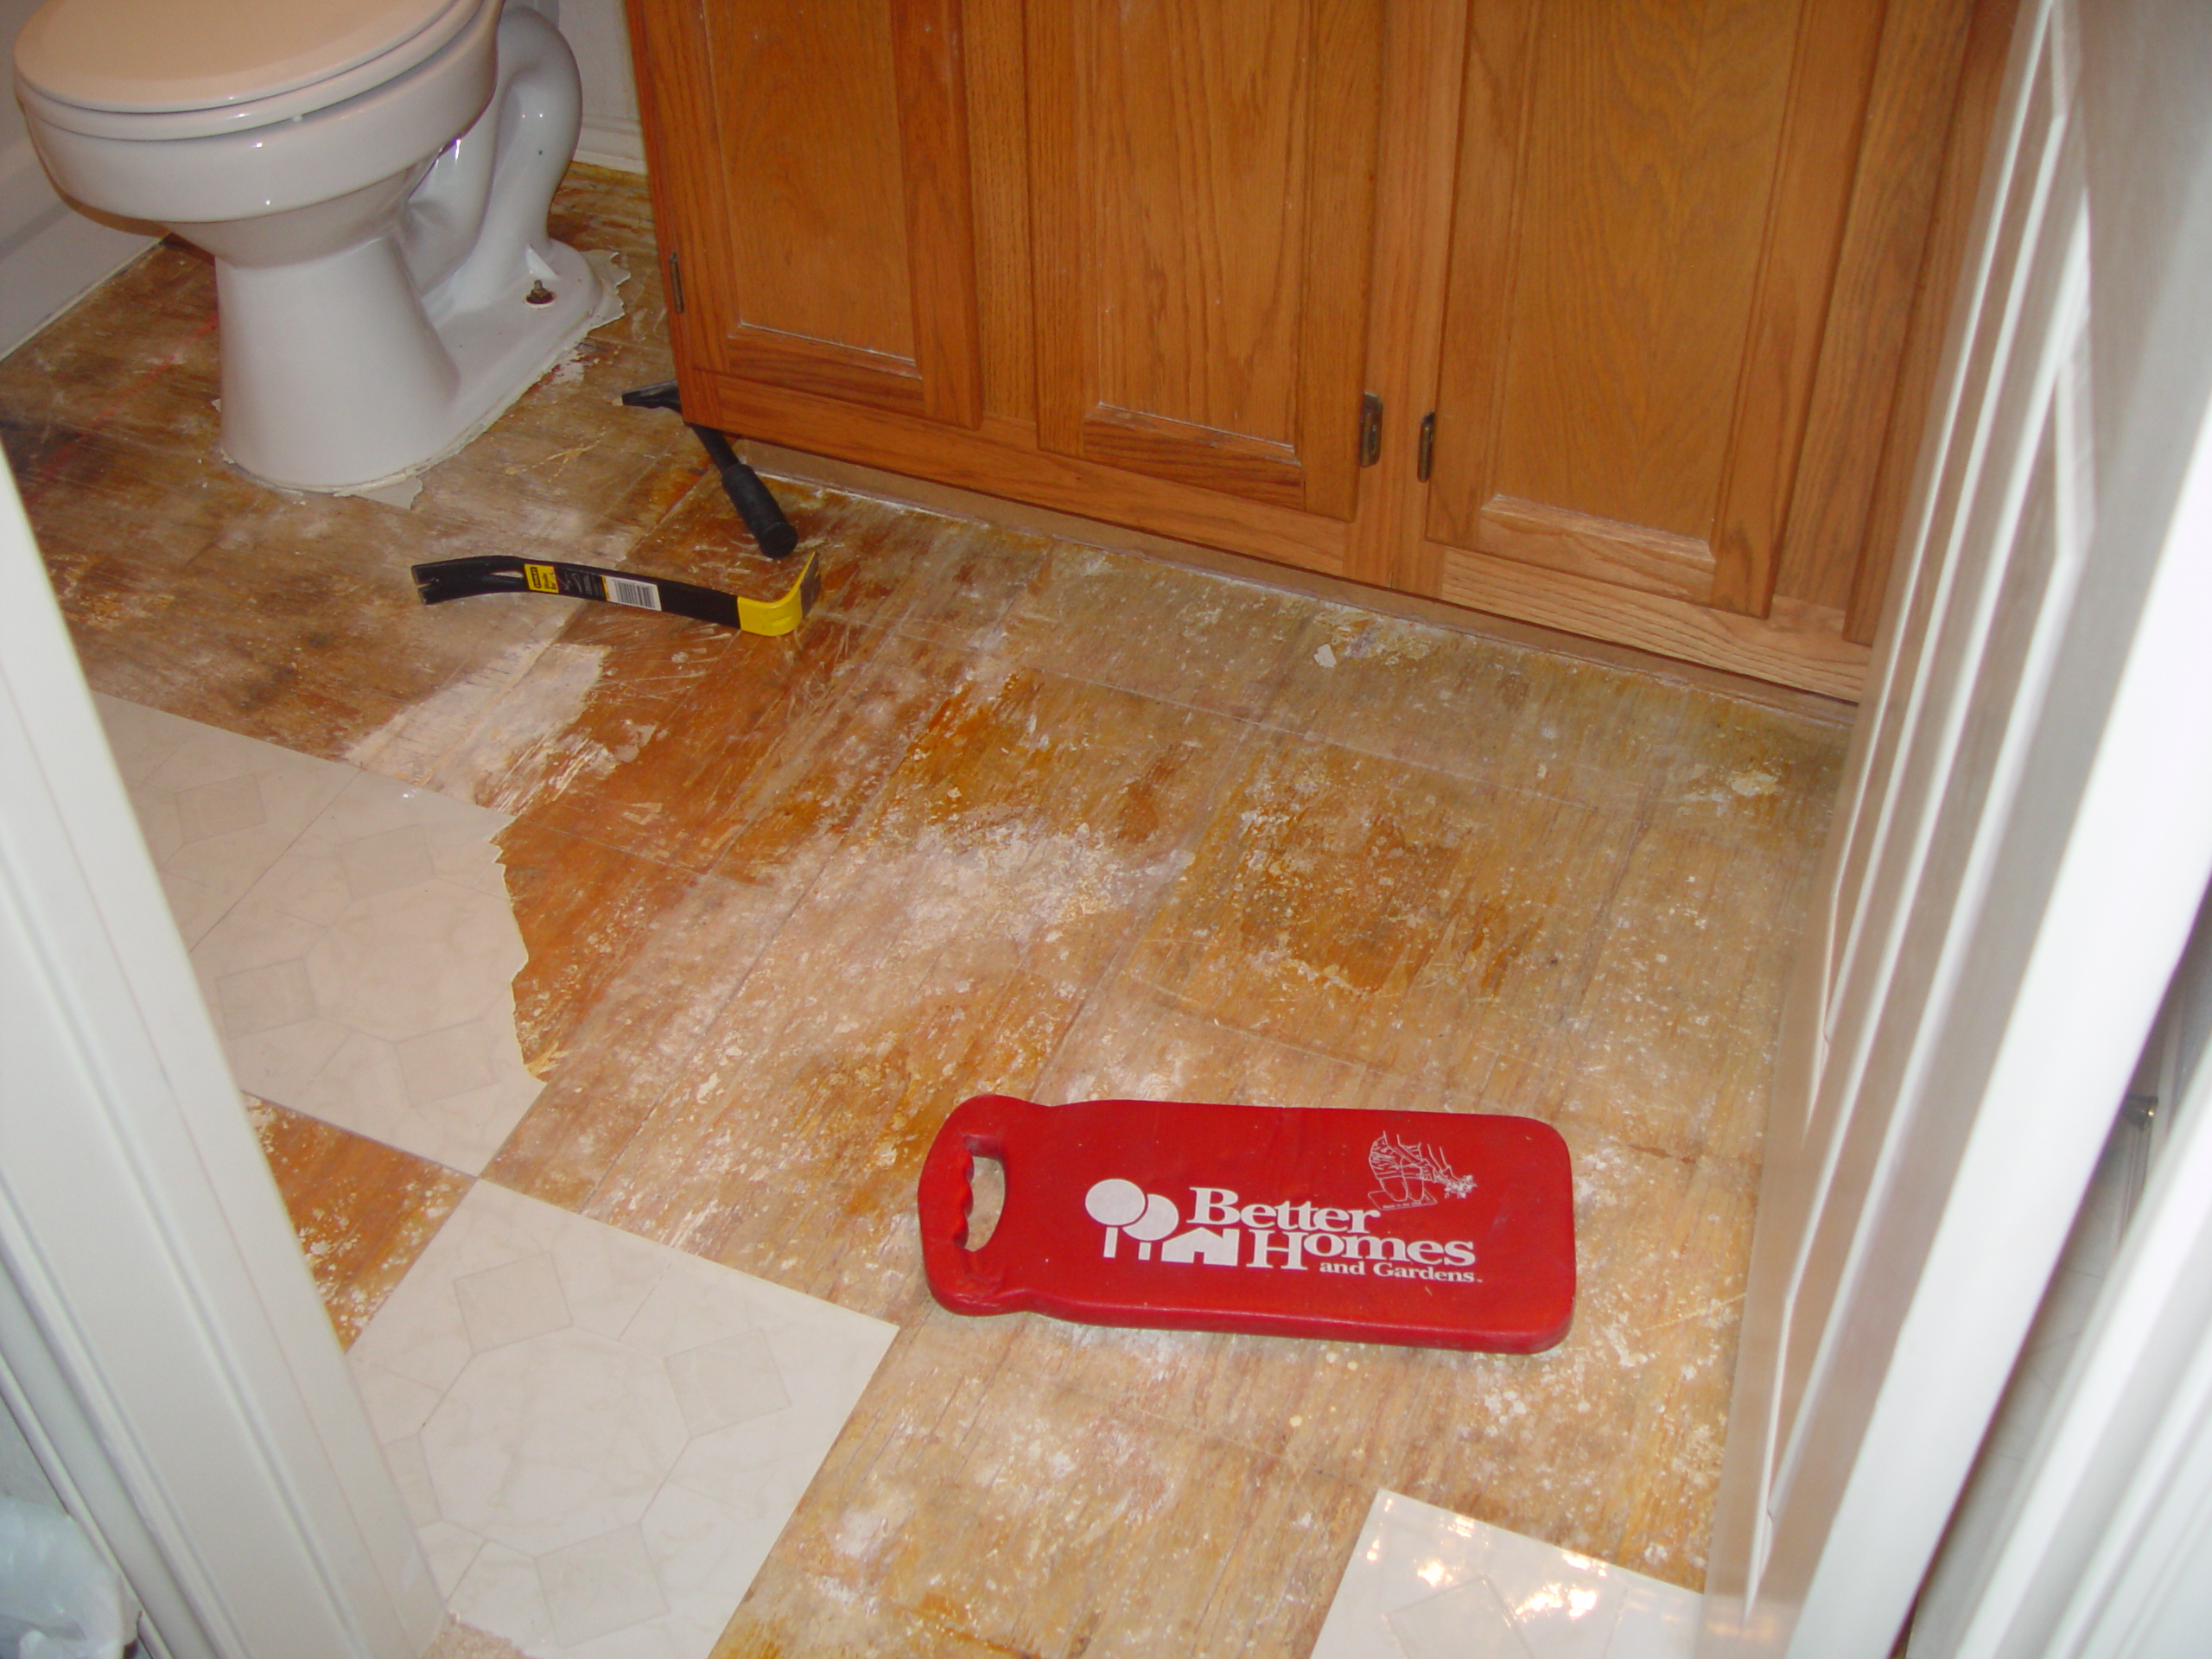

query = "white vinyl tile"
[349,1183,896,1659]
[1311,1491,1700,1659]
[98,694,354,946]
[99,696,540,1172]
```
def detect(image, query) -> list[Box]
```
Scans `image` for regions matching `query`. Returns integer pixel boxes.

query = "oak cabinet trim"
[1024,0,1084,458]
[625,0,728,394]
[1478,497,1718,607]
[1438,547,1871,701]
[1424,0,1899,624]
[1847,0,2022,644]
[1773,0,1980,620]
[1420,0,1538,562]
[1079,406,1306,511]
[724,331,928,419]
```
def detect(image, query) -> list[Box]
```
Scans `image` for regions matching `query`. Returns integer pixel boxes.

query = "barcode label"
[604,575,662,611]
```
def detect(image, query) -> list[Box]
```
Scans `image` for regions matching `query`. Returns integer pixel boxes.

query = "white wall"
[0,0,156,356]
[555,0,646,173]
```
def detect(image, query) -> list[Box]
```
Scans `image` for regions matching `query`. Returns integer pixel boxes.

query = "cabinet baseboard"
[741,437,1860,725]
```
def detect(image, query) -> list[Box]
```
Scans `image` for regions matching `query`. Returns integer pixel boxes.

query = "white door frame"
[0,459,441,1659]
[1913,896,2212,1656]
[1700,0,2212,1652]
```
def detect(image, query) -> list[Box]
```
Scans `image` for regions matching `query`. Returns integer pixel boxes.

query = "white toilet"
[12,0,603,493]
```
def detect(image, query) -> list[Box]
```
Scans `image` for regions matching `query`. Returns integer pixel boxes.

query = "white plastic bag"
[0,1497,133,1659]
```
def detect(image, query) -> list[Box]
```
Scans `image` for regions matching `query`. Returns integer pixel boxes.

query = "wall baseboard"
[575,114,645,175]
[0,205,154,359]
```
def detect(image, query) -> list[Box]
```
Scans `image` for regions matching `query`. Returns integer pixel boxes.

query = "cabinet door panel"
[1427,0,1883,613]
[646,0,981,427]
[1502,0,1791,544]
[1029,0,1382,519]
[714,0,912,356]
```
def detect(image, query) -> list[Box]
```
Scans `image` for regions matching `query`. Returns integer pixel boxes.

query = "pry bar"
[411,553,820,637]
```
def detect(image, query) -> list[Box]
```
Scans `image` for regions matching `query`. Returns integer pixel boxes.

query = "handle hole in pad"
[964,1154,1007,1250]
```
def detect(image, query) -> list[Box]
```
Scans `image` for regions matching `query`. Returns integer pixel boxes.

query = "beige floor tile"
[347,1182,894,1659]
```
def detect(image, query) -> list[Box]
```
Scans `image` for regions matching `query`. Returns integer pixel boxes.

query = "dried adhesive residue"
[411,642,614,810]
[1728,766,1781,797]
[345,639,566,783]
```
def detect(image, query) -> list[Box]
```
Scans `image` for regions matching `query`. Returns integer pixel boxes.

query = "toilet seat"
[14,0,486,139]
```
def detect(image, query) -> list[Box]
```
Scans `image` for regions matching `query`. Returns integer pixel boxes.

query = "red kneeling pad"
[918,1096,1575,1353]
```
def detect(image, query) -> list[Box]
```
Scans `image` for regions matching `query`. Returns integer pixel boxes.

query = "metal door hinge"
[666,251,686,315]
[1418,411,1436,482]
[1358,392,1383,467]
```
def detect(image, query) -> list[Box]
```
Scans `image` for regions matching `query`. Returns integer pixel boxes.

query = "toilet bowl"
[13,0,603,493]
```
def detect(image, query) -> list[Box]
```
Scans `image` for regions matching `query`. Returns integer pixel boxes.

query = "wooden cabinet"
[628,0,2011,698]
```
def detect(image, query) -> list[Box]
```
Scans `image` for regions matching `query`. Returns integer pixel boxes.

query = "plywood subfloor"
[2,165,1850,1657]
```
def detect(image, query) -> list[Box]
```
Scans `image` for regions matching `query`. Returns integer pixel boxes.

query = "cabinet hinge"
[1417,412,1436,482]
[665,251,686,315]
[1358,393,1383,467]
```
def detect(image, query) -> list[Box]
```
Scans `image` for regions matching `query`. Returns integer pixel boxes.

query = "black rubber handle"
[688,423,799,559]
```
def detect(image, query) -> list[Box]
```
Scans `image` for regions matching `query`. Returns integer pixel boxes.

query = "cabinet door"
[1425,0,1885,618]
[632,0,982,427]
[1027,0,1383,520]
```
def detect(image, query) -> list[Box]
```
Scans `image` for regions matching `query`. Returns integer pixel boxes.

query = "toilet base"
[218,237,609,496]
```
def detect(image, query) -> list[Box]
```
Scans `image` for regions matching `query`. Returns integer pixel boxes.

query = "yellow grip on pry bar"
[734,550,820,637]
